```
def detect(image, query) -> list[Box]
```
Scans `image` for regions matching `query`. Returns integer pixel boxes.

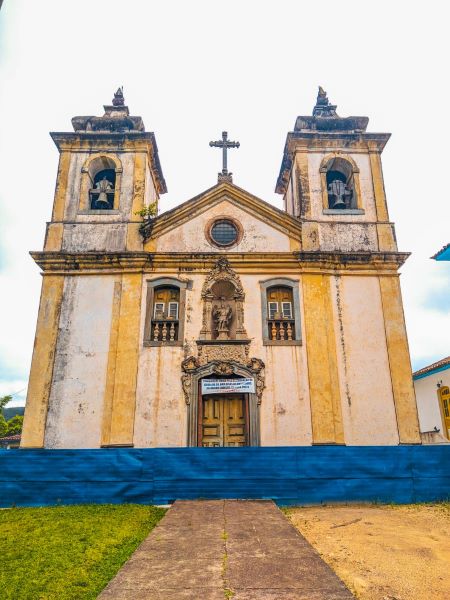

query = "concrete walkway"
[98,500,354,600]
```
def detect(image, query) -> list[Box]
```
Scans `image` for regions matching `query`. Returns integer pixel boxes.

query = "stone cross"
[209,131,240,182]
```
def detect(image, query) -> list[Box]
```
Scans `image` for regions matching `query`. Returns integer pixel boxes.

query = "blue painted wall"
[0,446,449,507]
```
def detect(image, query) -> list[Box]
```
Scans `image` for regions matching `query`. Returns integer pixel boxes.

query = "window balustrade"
[151,319,179,343]
[268,318,295,341]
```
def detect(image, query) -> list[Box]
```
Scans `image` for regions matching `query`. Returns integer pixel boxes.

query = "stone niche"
[199,257,247,341]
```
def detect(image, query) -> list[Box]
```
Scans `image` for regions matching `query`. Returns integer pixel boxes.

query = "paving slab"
[97,499,354,599]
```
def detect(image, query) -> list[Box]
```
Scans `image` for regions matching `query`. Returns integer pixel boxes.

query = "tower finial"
[112,86,125,107]
[313,86,338,117]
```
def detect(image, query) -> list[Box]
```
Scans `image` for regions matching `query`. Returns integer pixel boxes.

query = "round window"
[210,219,239,246]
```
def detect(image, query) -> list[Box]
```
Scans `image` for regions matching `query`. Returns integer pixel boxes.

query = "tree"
[6,414,24,436]
[0,414,7,437]
[0,394,12,414]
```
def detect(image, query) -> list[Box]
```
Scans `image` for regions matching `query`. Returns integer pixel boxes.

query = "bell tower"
[21,90,167,449]
[275,89,421,445]
[44,88,166,254]
[276,87,396,254]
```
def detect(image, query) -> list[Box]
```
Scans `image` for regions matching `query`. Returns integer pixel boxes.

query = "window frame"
[143,278,190,347]
[260,278,302,346]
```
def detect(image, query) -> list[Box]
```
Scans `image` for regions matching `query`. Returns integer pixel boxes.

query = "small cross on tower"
[209,131,240,183]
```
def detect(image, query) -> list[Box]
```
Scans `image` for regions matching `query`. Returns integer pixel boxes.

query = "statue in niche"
[213,297,233,340]
[200,257,247,341]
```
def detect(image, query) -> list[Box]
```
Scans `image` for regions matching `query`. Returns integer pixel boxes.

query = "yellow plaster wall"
[301,274,344,444]
[44,223,64,252]
[379,276,421,443]
[102,273,143,446]
[369,153,389,221]
[377,223,397,252]
[131,153,146,216]
[21,276,64,447]
[51,152,71,222]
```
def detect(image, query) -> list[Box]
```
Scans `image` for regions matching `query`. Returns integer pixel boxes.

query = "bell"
[332,196,346,209]
[94,195,111,209]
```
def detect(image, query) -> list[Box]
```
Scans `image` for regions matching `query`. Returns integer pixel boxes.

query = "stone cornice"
[31,251,409,275]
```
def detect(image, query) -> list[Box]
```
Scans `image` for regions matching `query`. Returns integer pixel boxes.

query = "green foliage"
[0,396,23,437]
[0,394,12,413]
[6,414,23,435]
[0,503,166,600]
[0,414,7,437]
[134,201,158,219]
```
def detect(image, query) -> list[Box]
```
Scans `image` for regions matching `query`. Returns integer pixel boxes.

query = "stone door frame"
[185,361,261,447]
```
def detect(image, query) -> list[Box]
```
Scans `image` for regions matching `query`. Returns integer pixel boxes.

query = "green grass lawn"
[0,503,167,600]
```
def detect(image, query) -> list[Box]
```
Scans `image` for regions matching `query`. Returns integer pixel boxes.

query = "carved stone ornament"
[112,86,125,107]
[198,344,249,365]
[247,357,265,374]
[181,356,266,405]
[247,357,266,405]
[200,258,247,340]
[181,374,192,405]
[201,257,244,300]
[181,355,200,373]
[213,362,235,376]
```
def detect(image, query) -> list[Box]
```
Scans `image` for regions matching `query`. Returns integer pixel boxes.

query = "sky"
[0,0,449,406]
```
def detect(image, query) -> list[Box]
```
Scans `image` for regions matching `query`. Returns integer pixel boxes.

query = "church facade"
[21,88,421,449]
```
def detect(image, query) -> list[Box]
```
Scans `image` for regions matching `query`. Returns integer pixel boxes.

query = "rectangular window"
[268,302,278,319]
[154,302,165,319]
[168,302,179,320]
[281,302,292,319]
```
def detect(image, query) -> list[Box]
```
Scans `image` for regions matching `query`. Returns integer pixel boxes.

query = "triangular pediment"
[146,182,301,251]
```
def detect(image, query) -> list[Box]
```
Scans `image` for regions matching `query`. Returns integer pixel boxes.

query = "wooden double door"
[200,394,248,447]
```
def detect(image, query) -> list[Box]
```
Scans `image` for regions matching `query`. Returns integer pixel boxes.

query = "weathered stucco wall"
[62,223,128,252]
[330,275,399,445]
[134,271,313,447]
[414,371,449,434]
[155,200,292,253]
[37,267,411,448]
[45,276,115,448]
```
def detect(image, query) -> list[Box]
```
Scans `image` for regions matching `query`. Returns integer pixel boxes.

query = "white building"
[413,357,450,443]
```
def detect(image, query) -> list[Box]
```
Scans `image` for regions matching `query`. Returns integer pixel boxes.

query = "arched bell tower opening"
[321,155,359,210]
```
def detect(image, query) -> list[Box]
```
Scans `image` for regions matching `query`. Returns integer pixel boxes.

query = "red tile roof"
[413,356,450,378]
[0,434,21,442]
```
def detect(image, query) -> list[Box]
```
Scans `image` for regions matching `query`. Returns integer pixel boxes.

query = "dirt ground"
[286,504,449,600]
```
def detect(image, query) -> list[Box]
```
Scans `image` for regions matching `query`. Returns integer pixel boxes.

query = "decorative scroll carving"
[181,356,265,406]
[181,374,192,405]
[247,357,265,404]
[212,362,234,376]
[181,355,200,372]
[201,257,245,300]
[198,344,249,365]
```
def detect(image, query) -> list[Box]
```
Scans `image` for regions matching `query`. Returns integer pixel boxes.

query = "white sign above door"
[201,378,255,394]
